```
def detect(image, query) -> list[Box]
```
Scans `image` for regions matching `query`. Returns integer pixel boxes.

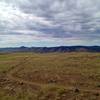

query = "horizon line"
[0,45,100,49]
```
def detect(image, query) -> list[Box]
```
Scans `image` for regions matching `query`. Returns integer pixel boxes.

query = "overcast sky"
[0,0,100,47]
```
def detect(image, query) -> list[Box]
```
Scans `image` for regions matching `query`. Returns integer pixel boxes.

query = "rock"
[74,88,80,93]
[19,82,24,85]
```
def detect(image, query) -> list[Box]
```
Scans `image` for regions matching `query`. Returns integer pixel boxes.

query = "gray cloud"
[0,0,100,47]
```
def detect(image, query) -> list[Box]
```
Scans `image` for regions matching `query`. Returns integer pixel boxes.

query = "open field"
[0,52,100,100]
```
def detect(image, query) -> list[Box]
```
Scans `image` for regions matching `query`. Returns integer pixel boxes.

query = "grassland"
[0,52,100,100]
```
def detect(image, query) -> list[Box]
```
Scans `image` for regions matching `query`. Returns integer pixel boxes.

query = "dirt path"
[7,57,100,94]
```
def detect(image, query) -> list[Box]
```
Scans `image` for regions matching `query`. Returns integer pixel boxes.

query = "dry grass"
[0,52,100,100]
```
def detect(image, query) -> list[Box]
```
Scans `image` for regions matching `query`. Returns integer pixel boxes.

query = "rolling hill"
[0,46,100,53]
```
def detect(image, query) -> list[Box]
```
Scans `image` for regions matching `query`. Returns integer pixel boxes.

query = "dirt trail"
[7,57,100,94]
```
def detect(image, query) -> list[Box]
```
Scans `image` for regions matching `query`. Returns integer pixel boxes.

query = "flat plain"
[0,52,100,100]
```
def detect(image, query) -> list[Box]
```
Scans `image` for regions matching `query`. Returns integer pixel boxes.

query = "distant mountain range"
[0,46,100,53]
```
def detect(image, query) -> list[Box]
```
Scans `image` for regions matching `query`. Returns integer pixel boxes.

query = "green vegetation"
[0,52,100,100]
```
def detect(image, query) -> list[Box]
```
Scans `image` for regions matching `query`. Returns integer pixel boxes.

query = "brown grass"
[0,52,100,100]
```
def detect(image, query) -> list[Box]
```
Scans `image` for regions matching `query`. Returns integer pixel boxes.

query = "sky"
[0,0,100,47]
